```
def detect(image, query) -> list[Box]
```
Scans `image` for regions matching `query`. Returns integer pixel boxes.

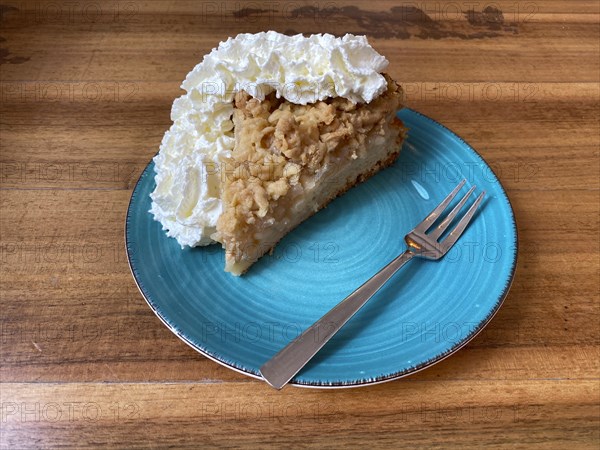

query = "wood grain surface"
[1,0,599,448]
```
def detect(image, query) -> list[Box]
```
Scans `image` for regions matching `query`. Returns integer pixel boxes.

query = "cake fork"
[260,179,485,389]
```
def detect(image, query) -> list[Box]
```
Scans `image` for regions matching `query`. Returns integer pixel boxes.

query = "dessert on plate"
[150,31,406,275]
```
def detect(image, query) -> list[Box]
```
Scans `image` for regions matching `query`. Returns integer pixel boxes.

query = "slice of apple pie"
[215,75,405,274]
[150,31,407,275]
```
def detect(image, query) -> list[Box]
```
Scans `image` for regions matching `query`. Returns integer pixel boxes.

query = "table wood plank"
[1,380,598,448]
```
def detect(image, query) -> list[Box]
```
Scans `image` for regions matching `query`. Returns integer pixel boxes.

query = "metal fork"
[259,179,485,389]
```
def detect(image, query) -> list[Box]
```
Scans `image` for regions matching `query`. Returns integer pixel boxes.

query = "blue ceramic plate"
[126,108,517,388]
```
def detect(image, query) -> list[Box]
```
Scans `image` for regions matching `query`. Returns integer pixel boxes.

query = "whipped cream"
[150,31,389,247]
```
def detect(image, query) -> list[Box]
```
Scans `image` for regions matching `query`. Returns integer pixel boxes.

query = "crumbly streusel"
[215,75,405,272]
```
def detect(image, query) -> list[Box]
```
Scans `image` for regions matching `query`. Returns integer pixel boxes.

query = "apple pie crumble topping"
[215,75,405,273]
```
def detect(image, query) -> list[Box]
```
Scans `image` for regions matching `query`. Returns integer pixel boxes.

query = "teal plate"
[126,108,517,388]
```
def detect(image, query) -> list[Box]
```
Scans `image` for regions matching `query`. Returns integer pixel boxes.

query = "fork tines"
[417,179,485,248]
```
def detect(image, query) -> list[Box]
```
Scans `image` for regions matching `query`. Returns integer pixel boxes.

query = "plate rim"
[125,107,519,389]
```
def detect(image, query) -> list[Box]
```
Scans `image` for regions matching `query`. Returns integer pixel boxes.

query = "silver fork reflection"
[259,179,485,389]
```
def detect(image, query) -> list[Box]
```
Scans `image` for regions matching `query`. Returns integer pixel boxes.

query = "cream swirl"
[150,31,389,247]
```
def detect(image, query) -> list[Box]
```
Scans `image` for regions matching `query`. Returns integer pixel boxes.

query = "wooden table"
[1,1,598,447]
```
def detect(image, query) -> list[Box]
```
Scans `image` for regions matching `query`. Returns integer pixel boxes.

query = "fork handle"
[260,250,415,389]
